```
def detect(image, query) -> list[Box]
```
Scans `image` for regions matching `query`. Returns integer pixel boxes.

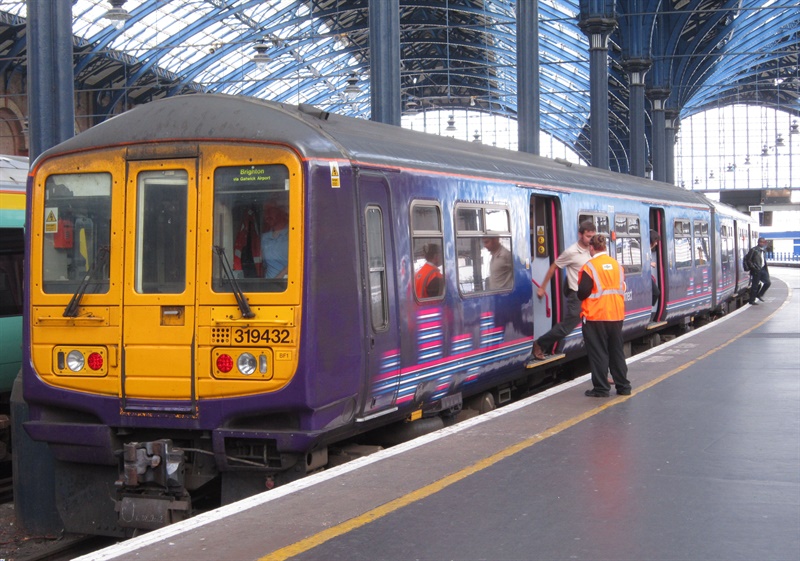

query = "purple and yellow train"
[18,95,757,536]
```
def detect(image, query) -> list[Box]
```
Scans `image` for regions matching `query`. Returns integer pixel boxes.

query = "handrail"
[531,279,551,318]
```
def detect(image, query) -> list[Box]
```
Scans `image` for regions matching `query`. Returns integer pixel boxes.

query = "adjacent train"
[0,154,26,466]
[17,95,758,537]
[0,155,27,400]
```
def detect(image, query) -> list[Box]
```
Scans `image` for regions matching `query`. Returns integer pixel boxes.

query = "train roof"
[707,198,758,223]
[0,154,29,193]
[38,94,710,209]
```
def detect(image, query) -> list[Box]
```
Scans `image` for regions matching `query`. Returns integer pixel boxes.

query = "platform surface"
[80,268,800,561]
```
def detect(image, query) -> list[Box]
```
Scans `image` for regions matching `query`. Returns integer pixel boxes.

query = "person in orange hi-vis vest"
[577,233,631,397]
[415,243,444,299]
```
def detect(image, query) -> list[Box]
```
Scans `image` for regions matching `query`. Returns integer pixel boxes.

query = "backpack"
[743,248,756,272]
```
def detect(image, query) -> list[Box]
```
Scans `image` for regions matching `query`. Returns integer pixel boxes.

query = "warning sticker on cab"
[45,207,59,233]
[329,161,340,188]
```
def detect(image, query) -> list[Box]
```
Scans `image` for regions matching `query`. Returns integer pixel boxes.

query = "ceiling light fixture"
[343,73,360,98]
[252,42,271,71]
[103,0,131,30]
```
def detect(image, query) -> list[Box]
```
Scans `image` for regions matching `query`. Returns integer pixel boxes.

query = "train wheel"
[456,392,496,422]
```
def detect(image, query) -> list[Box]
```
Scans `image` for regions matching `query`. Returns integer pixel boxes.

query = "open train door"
[355,172,402,420]
[649,207,666,325]
[121,159,199,412]
[530,195,560,348]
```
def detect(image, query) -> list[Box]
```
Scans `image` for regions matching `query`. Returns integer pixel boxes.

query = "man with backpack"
[745,237,770,305]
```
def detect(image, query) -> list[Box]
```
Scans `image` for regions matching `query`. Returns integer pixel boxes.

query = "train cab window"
[42,173,112,294]
[211,165,290,293]
[365,206,388,330]
[614,215,642,273]
[411,202,445,301]
[694,221,709,266]
[455,204,513,295]
[674,219,692,268]
[135,170,188,294]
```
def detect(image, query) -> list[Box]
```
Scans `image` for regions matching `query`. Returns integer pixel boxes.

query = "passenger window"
[212,165,290,293]
[720,224,731,265]
[365,206,388,330]
[579,213,610,235]
[614,215,642,273]
[694,221,709,266]
[42,173,112,294]
[674,219,692,268]
[411,203,445,301]
[456,204,513,294]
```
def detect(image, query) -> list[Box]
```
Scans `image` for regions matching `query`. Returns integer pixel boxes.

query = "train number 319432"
[233,328,292,345]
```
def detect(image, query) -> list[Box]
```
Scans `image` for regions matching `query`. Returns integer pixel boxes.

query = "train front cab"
[25,144,310,535]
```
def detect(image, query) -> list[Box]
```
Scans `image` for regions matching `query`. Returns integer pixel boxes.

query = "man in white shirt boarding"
[526,219,596,367]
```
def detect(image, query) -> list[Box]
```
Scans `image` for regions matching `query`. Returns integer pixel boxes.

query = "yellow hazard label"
[329,161,340,188]
[44,207,58,233]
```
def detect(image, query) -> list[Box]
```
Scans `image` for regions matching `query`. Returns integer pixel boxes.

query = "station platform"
[80,269,800,561]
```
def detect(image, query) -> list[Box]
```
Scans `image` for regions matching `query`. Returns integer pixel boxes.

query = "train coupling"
[114,439,192,531]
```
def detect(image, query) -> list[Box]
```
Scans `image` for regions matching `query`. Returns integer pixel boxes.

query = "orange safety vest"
[233,209,263,276]
[415,262,443,298]
[579,253,625,321]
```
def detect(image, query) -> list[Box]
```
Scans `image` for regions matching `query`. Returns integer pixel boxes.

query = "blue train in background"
[16,95,757,536]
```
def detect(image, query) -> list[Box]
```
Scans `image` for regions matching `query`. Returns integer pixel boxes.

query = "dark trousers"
[749,268,771,302]
[582,319,630,394]
[536,290,581,353]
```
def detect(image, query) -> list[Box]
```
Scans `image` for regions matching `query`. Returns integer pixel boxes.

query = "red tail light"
[216,354,233,373]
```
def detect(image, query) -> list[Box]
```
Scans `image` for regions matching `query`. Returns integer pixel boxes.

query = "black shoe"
[616,389,631,396]
[749,300,758,305]
[585,389,610,398]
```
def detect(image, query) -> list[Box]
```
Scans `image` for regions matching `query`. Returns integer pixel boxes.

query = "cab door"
[356,173,401,418]
[121,160,198,411]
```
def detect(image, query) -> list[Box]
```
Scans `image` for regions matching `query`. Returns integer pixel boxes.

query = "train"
[16,94,758,537]
[0,155,27,402]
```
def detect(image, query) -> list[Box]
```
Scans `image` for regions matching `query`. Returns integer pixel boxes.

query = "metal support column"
[26,0,75,161]
[13,0,74,535]
[517,0,540,155]
[369,0,401,126]
[578,11,617,170]
[624,59,650,177]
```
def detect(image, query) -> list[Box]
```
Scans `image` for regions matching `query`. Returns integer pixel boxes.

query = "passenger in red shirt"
[415,243,444,299]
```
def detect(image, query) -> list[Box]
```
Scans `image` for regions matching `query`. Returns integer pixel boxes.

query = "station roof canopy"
[1,0,798,164]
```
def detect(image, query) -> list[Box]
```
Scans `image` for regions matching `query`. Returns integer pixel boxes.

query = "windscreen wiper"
[63,246,110,317]
[214,246,255,319]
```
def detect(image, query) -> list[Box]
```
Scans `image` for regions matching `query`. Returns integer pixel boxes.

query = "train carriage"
[18,94,755,536]
[0,155,27,399]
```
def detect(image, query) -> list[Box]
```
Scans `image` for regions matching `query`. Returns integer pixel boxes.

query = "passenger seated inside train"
[261,203,289,279]
[415,242,444,299]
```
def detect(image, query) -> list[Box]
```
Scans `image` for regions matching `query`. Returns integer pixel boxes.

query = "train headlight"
[216,354,234,373]
[66,350,85,372]
[237,353,257,376]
